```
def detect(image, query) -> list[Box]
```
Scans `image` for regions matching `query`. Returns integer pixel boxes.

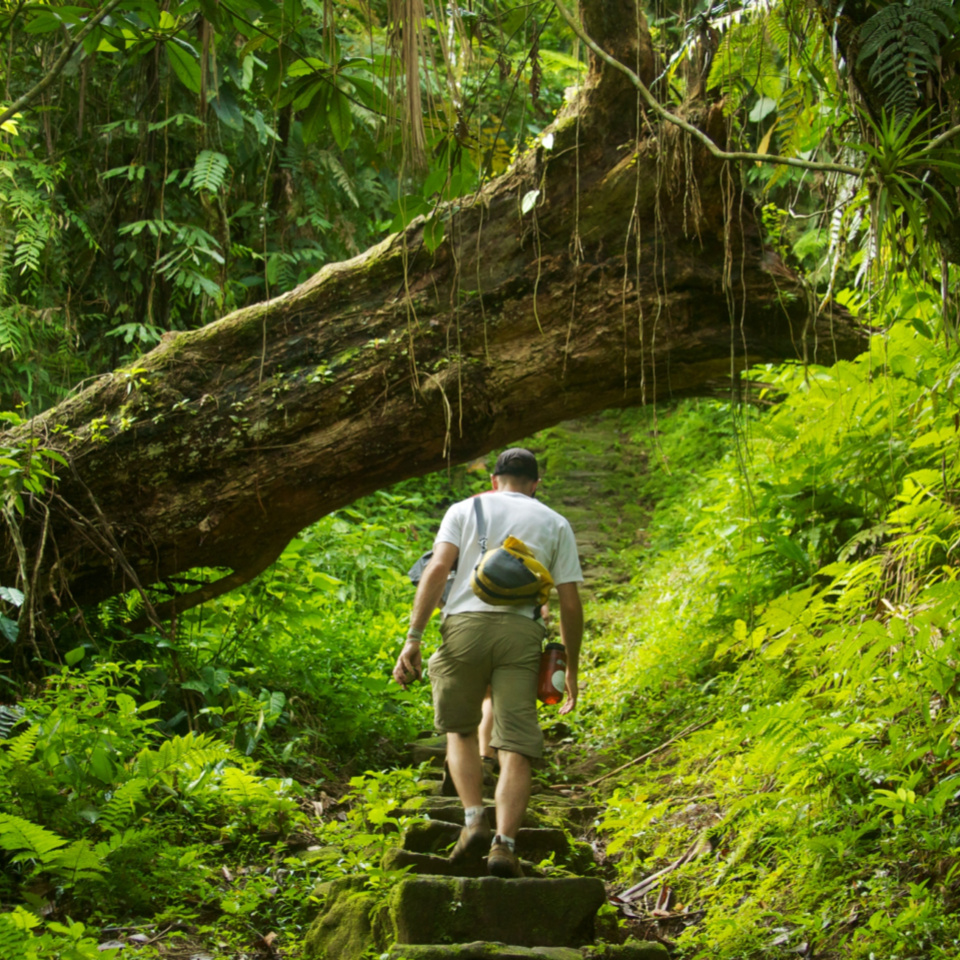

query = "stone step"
[401,822,571,864]
[394,800,543,829]
[382,848,548,880]
[389,876,606,947]
[387,942,669,960]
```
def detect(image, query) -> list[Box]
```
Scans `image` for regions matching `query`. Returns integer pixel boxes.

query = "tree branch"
[551,0,864,178]
[0,0,125,129]
[925,123,960,154]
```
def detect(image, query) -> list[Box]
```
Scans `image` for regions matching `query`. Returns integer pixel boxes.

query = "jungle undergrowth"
[9,301,960,958]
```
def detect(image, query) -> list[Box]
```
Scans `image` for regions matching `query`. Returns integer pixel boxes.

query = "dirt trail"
[534,412,652,592]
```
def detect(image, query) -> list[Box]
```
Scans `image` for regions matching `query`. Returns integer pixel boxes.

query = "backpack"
[406,551,457,606]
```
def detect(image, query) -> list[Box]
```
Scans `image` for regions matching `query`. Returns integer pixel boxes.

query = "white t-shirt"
[434,491,583,618]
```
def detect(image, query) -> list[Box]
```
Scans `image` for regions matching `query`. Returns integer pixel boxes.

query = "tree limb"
[550,0,864,178]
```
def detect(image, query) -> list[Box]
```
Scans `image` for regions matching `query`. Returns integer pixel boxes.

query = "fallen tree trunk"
[1,0,865,619]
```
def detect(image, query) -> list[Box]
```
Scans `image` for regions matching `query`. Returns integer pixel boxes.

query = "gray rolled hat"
[492,447,539,480]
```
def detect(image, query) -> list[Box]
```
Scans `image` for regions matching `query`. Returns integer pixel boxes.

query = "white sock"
[464,805,486,827]
[493,833,515,851]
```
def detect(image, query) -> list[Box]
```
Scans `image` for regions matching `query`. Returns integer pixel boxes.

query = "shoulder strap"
[473,497,488,553]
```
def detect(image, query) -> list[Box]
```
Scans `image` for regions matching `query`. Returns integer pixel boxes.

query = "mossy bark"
[0,0,865,616]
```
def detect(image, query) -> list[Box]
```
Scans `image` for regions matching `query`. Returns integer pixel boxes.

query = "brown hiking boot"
[487,840,523,878]
[449,813,491,865]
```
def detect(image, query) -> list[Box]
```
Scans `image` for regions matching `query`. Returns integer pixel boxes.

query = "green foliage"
[0,661,304,919]
[0,0,584,413]
[567,280,960,958]
[0,909,117,960]
[857,0,958,118]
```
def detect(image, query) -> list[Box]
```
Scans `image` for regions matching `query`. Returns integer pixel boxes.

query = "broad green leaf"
[64,646,86,666]
[748,96,777,122]
[771,535,809,568]
[327,87,353,151]
[302,89,330,144]
[287,56,330,77]
[166,41,202,94]
[89,746,115,783]
[0,615,17,644]
[210,87,245,132]
[423,215,445,253]
[390,195,431,232]
[0,586,23,607]
[24,11,64,33]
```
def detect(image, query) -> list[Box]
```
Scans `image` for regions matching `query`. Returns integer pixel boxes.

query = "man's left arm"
[392,541,460,689]
[556,581,583,715]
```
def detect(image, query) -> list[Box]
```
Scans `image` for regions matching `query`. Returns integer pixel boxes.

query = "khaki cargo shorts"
[428,611,546,759]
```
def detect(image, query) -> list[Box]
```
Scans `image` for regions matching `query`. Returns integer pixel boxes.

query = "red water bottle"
[538,643,567,705]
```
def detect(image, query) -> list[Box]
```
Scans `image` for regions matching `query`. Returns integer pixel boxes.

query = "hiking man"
[392,448,584,878]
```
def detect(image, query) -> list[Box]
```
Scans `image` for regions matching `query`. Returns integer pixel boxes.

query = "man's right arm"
[556,581,583,715]
[392,541,459,689]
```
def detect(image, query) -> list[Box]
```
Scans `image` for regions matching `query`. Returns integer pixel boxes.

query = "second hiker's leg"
[494,748,531,838]
[479,687,495,760]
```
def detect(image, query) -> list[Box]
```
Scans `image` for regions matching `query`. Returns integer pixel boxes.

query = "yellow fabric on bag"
[470,536,554,607]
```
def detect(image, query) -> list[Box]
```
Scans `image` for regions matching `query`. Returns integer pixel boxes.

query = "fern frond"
[0,907,39,960]
[319,151,359,208]
[0,705,25,742]
[135,732,236,783]
[857,0,957,118]
[98,777,149,834]
[93,827,152,860]
[188,150,230,193]
[0,814,68,862]
[219,767,273,805]
[48,839,104,882]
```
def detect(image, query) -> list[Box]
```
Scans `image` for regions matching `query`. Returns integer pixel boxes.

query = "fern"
[0,907,38,960]
[97,777,149,834]
[219,767,273,805]
[47,839,104,883]
[857,0,958,118]
[134,732,236,782]
[319,150,359,208]
[0,705,24,741]
[3,722,38,763]
[0,813,67,862]
[187,150,229,193]
[93,826,152,860]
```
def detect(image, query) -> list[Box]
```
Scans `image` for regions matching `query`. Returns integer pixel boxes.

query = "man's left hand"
[392,641,423,689]
[558,670,578,715]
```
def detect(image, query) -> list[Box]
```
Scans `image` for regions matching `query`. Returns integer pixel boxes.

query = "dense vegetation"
[3,0,960,956]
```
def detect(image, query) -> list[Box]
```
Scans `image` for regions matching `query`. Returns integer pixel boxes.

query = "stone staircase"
[303,752,668,960]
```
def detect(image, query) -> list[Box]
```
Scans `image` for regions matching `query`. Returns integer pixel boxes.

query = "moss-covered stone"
[385,939,669,960]
[395,800,543,828]
[382,848,548,880]
[383,847,488,878]
[583,941,670,960]
[387,876,605,947]
[401,823,571,864]
[387,942,582,960]
[402,820,461,855]
[303,876,388,960]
